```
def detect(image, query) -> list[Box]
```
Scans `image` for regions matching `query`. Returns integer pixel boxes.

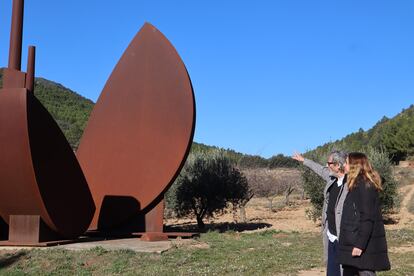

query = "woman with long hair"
[337,152,390,275]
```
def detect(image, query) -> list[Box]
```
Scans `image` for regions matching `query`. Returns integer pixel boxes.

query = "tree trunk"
[268,198,273,212]
[232,204,238,223]
[240,206,246,223]
[196,215,205,229]
[285,187,295,205]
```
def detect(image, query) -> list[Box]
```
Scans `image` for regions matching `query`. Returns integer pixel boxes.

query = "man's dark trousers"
[327,240,341,276]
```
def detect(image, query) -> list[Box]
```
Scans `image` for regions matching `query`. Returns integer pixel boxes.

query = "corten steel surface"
[8,215,60,243]
[0,89,95,239]
[0,0,95,241]
[77,23,196,230]
[25,46,35,92]
[8,0,24,70]
[3,0,25,90]
[140,200,168,241]
[145,199,164,233]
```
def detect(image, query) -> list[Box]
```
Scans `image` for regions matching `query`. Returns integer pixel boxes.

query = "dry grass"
[393,166,414,187]
[0,167,413,275]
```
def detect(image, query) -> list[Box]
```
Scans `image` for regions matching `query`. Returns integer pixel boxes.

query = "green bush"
[301,147,399,221]
[165,150,251,229]
[301,151,328,221]
[366,147,399,212]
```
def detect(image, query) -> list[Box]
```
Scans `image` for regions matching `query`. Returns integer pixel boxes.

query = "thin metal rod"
[25,45,35,92]
[8,0,24,70]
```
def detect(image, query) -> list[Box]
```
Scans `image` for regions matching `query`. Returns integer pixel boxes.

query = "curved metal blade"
[77,23,196,230]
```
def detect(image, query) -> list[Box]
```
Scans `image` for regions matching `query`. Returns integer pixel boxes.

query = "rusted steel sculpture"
[0,0,195,244]
[0,0,95,245]
[77,23,196,240]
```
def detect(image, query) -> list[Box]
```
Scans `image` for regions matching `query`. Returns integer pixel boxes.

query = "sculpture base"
[140,232,169,241]
[138,231,198,241]
[85,230,198,240]
[0,217,8,241]
[87,200,198,241]
[0,240,75,247]
[0,215,67,246]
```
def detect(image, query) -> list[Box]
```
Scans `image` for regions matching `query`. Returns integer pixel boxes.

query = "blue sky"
[1,1,414,158]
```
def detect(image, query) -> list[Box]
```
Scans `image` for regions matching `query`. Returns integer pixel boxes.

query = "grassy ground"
[0,228,413,275]
[382,228,414,276]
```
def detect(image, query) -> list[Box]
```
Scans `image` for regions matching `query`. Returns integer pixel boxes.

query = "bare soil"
[386,182,414,229]
[166,181,414,233]
[166,196,321,233]
[166,168,414,276]
[297,267,325,276]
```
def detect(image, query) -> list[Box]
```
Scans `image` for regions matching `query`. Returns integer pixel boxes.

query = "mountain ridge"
[1,68,412,164]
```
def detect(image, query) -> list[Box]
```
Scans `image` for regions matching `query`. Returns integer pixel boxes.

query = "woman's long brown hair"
[347,152,383,191]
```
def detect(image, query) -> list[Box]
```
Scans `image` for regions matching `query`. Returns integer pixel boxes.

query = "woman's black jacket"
[337,177,390,271]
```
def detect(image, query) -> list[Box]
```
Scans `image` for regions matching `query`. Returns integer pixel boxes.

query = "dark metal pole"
[8,0,24,70]
[25,46,35,92]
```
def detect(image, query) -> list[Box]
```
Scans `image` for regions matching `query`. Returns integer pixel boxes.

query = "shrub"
[244,168,302,211]
[301,147,399,221]
[165,150,251,229]
[366,147,399,212]
[301,151,327,221]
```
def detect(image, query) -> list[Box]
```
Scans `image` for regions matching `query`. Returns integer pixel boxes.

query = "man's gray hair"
[329,150,347,172]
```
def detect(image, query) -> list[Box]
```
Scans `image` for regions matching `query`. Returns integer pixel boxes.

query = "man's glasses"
[327,162,336,166]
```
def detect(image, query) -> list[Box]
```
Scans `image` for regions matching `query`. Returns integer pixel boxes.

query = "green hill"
[0,68,94,149]
[0,69,272,166]
[3,68,410,164]
[307,104,414,163]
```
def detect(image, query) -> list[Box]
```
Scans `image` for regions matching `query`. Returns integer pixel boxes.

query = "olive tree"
[244,168,302,212]
[165,150,251,229]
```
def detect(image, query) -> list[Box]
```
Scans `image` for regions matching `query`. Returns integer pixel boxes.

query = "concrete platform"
[0,238,197,253]
[59,238,173,253]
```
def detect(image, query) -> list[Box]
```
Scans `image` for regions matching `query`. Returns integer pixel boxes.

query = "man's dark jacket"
[337,176,390,271]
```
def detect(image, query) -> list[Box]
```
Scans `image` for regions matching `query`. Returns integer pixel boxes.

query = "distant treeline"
[307,105,414,163]
[192,142,300,168]
[1,68,412,165]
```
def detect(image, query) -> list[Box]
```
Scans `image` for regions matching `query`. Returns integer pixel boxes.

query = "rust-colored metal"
[8,0,24,70]
[140,232,169,242]
[0,89,95,239]
[77,23,196,231]
[1,0,195,242]
[0,0,95,242]
[8,215,60,244]
[140,200,168,241]
[25,46,35,92]
[3,0,25,89]
[2,68,26,89]
[145,199,164,233]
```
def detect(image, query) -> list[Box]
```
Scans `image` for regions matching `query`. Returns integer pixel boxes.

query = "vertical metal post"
[25,46,35,92]
[8,0,24,70]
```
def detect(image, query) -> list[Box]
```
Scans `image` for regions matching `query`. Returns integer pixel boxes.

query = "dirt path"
[399,183,414,225]
[297,267,325,276]
[387,182,414,255]
[386,182,414,230]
